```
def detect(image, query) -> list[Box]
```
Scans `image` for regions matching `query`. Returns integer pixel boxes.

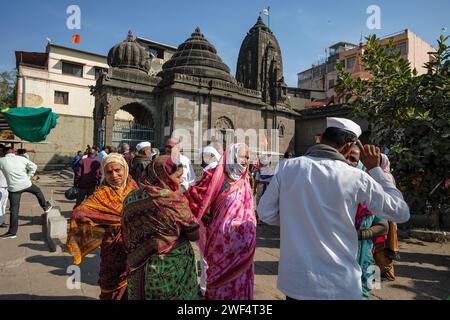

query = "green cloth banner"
[1,107,59,142]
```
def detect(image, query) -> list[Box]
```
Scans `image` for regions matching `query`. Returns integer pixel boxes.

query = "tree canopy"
[335,35,449,228]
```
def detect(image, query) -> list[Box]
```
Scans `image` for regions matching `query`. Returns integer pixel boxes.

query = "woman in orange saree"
[66,153,138,300]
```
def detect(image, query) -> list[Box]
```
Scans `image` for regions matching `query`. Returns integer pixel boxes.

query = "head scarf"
[66,153,138,266]
[225,143,248,181]
[200,146,221,172]
[381,154,396,185]
[144,155,180,192]
[200,146,221,162]
[186,143,249,221]
[102,153,129,190]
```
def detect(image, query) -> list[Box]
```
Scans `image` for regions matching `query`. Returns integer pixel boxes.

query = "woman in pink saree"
[186,143,256,300]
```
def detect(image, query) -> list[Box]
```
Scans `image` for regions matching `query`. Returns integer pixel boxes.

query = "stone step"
[408,229,450,243]
[60,169,74,180]
[43,207,68,253]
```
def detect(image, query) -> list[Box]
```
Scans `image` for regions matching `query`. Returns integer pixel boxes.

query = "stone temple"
[92,17,298,157]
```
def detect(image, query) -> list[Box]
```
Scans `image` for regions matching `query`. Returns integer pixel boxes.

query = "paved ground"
[0,172,448,300]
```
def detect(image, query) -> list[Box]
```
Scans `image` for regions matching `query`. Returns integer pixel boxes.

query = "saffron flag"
[71,34,80,43]
[261,130,268,151]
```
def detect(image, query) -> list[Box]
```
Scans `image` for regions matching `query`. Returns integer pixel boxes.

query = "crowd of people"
[64,116,410,300]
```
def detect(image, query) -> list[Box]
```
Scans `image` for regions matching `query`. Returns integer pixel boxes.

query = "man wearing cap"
[131,141,152,185]
[165,138,196,193]
[257,117,410,300]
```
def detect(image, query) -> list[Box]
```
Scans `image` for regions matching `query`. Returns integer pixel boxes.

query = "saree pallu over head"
[66,153,136,264]
[185,143,257,300]
[186,143,248,222]
[121,155,199,272]
[65,177,137,299]
[66,177,137,264]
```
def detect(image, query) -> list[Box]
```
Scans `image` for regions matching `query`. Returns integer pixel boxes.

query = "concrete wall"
[17,45,109,118]
[295,116,369,155]
[170,91,296,159]
[24,114,94,171]
[295,118,326,155]
[171,92,210,161]
[159,94,174,148]
[211,96,263,154]
[276,114,296,154]
[297,30,435,99]
[407,30,435,75]
[298,77,325,91]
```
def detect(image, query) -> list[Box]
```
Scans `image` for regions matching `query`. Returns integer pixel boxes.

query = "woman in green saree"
[121,155,200,300]
[355,205,388,299]
[347,145,389,299]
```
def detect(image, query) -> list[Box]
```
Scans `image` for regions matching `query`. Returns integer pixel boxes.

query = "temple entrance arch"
[214,116,234,150]
[96,102,157,149]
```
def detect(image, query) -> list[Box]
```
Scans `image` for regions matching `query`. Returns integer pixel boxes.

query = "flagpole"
[268,6,270,28]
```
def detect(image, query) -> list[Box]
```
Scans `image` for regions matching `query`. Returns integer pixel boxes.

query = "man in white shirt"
[257,117,410,300]
[165,138,196,193]
[0,147,52,239]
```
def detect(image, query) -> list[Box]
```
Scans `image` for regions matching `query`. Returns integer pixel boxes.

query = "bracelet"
[359,228,374,240]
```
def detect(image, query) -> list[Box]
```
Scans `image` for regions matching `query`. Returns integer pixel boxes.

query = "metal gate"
[96,122,155,148]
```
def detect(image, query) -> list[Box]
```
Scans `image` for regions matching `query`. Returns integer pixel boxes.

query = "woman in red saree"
[66,153,138,300]
[186,143,257,300]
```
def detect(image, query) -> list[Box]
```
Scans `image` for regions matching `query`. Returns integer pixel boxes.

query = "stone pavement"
[0,172,448,300]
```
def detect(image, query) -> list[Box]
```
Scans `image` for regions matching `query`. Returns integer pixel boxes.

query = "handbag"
[65,186,80,200]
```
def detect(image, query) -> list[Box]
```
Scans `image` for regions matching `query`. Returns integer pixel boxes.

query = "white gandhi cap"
[136,141,151,151]
[326,117,362,138]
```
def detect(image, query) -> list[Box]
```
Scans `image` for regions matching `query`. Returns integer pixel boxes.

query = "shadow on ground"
[391,251,450,300]
[25,252,100,287]
[256,224,280,249]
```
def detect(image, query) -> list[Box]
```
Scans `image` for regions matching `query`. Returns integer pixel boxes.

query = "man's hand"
[356,140,381,171]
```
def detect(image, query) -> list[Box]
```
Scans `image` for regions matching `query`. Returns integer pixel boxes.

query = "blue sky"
[0,0,448,86]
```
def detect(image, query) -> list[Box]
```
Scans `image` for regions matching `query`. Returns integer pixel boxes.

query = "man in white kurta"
[165,138,196,193]
[257,118,410,300]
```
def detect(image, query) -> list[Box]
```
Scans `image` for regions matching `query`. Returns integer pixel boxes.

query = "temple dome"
[107,30,151,73]
[159,27,235,83]
[236,16,284,91]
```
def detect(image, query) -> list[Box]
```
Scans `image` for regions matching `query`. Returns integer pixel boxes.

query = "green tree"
[335,35,450,229]
[0,69,16,108]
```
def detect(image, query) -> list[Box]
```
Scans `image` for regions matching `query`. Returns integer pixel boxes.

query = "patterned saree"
[121,156,200,300]
[186,143,257,300]
[66,176,138,300]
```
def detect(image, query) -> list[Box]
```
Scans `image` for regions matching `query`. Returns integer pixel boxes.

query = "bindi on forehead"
[106,163,122,171]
